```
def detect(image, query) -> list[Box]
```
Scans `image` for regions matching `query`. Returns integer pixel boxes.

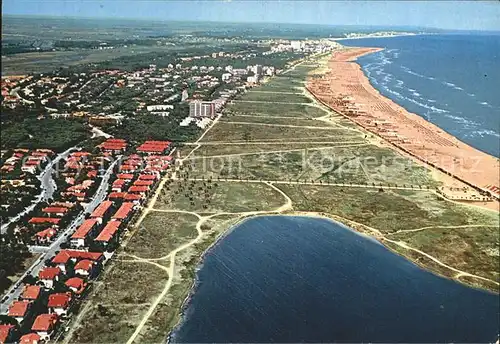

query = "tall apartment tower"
[189,101,215,118]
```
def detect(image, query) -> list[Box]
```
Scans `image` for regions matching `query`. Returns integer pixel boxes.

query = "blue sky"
[3,1,500,31]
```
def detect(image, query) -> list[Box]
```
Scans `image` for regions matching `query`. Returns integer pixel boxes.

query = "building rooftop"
[8,300,31,317]
[22,285,41,300]
[38,266,61,280]
[95,221,121,242]
[48,293,72,309]
[71,219,99,239]
[31,313,58,332]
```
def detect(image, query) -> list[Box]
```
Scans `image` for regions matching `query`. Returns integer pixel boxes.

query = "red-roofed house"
[51,250,103,273]
[0,324,16,344]
[31,314,58,339]
[70,219,100,247]
[100,138,128,154]
[22,285,41,301]
[38,267,61,289]
[128,185,149,194]
[117,173,134,180]
[112,202,135,221]
[8,300,32,324]
[74,259,95,277]
[89,200,113,222]
[133,180,154,187]
[34,228,58,245]
[112,179,127,192]
[65,277,88,296]
[48,293,72,317]
[19,333,41,344]
[119,164,137,173]
[95,221,121,247]
[138,174,157,181]
[137,140,171,155]
[108,192,126,200]
[87,170,98,179]
[29,217,60,227]
[42,207,68,217]
[124,193,143,204]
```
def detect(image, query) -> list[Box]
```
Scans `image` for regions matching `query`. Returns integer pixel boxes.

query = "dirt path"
[232,100,311,105]
[179,177,434,192]
[184,139,365,146]
[382,237,499,286]
[387,224,495,236]
[124,182,293,344]
[183,144,369,160]
[221,120,346,130]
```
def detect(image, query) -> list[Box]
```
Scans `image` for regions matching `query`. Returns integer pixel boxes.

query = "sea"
[170,216,499,343]
[340,33,500,158]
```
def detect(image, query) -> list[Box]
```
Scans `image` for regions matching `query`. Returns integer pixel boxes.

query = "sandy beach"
[307,47,500,206]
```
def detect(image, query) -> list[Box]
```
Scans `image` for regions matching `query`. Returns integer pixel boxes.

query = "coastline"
[330,33,419,41]
[168,211,499,342]
[167,214,256,343]
[306,46,500,207]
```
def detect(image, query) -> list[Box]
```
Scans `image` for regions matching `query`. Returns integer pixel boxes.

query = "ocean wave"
[442,81,464,91]
[427,99,436,103]
[468,129,500,139]
[444,114,479,128]
[479,101,493,108]
[401,66,436,80]
[382,86,403,99]
[404,97,449,114]
[411,91,421,97]
[382,85,449,115]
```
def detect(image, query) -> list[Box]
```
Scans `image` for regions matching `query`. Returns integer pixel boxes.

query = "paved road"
[0,160,118,314]
[0,146,77,234]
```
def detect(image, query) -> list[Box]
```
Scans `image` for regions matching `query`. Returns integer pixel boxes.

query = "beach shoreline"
[330,33,420,41]
[306,46,500,209]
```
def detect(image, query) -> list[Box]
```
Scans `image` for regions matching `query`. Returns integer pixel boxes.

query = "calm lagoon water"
[171,216,499,343]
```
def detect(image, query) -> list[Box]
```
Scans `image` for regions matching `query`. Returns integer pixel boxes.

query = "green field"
[125,212,199,259]
[157,180,287,213]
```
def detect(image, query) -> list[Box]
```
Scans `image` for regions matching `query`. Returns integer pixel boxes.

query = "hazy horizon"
[3,1,500,31]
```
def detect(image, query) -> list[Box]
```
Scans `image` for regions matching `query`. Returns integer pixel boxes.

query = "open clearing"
[226,101,327,117]
[242,90,312,103]
[157,180,287,213]
[125,212,199,259]
[200,122,362,142]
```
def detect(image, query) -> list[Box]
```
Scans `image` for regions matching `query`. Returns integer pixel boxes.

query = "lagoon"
[171,216,499,343]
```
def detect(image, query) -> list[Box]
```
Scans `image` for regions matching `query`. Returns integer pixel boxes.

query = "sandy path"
[387,224,495,235]
[183,144,369,160]
[221,121,345,130]
[232,100,311,105]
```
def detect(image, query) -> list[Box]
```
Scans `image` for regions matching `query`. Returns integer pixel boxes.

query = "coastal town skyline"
[3,0,500,31]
